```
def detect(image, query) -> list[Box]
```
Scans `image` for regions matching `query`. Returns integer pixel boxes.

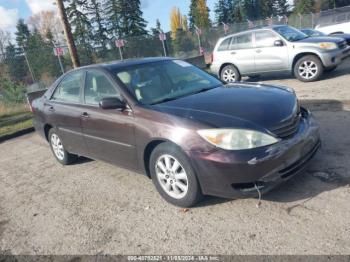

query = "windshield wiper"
[149,96,184,105]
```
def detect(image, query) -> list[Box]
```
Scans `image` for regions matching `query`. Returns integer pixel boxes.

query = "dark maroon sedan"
[31,57,320,207]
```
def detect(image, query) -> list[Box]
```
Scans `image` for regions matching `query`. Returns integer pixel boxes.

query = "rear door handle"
[81,112,90,118]
[256,49,262,53]
[230,51,236,55]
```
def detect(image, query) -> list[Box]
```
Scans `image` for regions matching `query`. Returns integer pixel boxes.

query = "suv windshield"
[273,25,309,42]
[114,60,222,105]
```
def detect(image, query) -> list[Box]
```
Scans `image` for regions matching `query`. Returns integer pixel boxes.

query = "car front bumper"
[187,110,321,199]
[321,46,350,67]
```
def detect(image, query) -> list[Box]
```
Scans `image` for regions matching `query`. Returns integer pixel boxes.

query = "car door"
[46,70,88,155]
[80,69,137,169]
[228,32,255,74]
[254,30,289,72]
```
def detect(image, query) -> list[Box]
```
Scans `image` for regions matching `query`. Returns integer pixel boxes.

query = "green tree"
[15,19,30,48]
[274,0,289,15]
[4,44,27,82]
[87,0,108,50]
[188,0,211,29]
[124,0,148,36]
[293,0,315,14]
[104,0,122,39]
[214,0,232,24]
[65,0,93,46]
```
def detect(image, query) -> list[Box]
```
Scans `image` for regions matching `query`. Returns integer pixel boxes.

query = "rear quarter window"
[217,37,232,51]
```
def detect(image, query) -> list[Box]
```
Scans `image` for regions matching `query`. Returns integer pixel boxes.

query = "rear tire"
[294,55,323,82]
[220,64,241,83]
[149,142,203,207]
[48,129,78,165]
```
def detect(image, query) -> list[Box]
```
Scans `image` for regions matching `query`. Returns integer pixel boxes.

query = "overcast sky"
[0,0,217,36]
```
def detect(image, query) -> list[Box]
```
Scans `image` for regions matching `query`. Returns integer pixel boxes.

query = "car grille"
[338,41,347,49]
[270,113,301,139]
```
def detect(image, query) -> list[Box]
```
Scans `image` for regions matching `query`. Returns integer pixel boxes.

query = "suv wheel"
[49,129,78,165]
[150,142,203,207]
[220,64,241,83]
[294,55,323,82]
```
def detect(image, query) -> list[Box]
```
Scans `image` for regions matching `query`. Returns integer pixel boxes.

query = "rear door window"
[230,33,253,50]
[52,71,84,103]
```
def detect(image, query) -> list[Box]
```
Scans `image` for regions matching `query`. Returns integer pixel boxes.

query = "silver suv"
[211,25,350,82]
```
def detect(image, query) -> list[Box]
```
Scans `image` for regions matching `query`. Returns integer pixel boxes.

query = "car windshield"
[273,25,309,42]
[114,60,222,105]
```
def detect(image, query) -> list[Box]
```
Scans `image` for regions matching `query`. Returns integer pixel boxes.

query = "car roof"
[80,57,174,71]
[218,25,286,41]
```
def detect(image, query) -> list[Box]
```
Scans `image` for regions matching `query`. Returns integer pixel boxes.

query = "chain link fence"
[1,5,350,96]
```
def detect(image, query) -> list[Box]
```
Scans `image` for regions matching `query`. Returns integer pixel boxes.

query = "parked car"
[211,25,350,82]
[301,28,350,45]
[316,21,350,35]
[30,58,321,207]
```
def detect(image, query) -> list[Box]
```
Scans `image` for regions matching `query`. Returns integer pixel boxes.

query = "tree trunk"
[55,0,80,68]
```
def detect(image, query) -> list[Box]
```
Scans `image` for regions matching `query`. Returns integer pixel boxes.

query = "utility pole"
[55,0,80,68]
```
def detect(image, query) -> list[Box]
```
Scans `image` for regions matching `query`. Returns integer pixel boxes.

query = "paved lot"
[1,60,350,255]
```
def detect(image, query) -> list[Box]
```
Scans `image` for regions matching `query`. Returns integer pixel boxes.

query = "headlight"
[317,42,337,50]
[197,129,280,150]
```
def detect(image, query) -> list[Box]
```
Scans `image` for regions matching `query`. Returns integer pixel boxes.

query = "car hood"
[330,33,350,41]
[152,83,298,132]
[296,36,344,44]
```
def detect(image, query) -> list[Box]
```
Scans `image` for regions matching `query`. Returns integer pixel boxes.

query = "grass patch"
[0,102,30,118]
[0,118,33,137]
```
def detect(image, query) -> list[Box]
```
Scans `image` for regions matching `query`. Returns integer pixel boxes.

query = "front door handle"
[81,112,90,118]
[230,51,236,55]
[256,49,262,53]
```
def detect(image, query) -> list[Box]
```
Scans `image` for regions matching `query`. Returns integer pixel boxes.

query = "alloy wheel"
[222,68,236,82]
[51,133,65,161]
[155,154,189,199]
[298,61,318,80]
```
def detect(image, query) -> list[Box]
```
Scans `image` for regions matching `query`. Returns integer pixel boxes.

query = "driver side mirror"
[274,40,284,47]
[99,97,126,110]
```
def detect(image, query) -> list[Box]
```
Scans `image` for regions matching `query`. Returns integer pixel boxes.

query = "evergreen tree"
[293,0,315,14]
[151,19,162,35]
[4,43,27,82]
[104,0,122,39]
[274,0,289,15]
[214,0,232,24]
[188,0,211,29]
[104,0,147,38]
[87,0,108,49]
[65,0,93,46]
[124,0,148,36]
[15,19,30,48]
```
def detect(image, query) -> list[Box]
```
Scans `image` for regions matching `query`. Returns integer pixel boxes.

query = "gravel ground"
[0,59,350,255]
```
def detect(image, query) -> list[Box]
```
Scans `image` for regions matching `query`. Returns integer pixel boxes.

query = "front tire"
[294,55,323,82]
[49,129,77,165]
[220,64,241,83]
[149,142,203,207]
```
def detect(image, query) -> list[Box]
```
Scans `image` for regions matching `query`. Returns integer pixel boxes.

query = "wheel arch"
[219,62,241,77]
[292,52,323,73]
[143,139,187,178]
[44,123,53,142]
